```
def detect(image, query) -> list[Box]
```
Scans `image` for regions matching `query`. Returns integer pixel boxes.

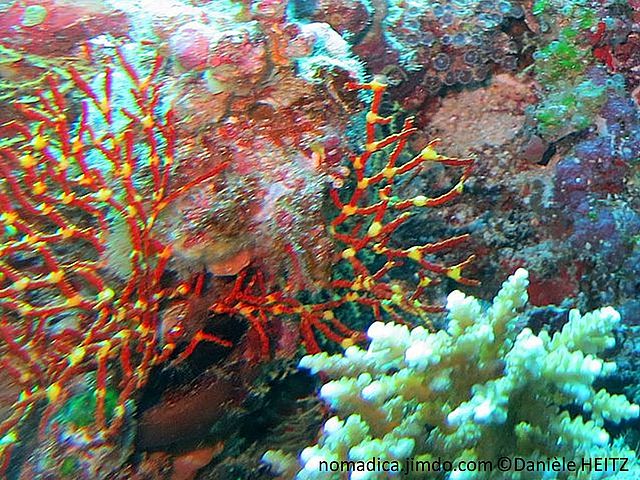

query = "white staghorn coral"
[264,269,640,479]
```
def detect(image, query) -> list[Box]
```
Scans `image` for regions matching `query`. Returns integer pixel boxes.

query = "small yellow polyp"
[65,294,82,307]
[32,135,47,151]
[0,212,18,225]
[413,195,427,207]
[68,347,86,366]
[367,221,382,237]
[342,247,356,259]
[407,246,423,261]
[13,277,30,291]
[98,288,115,303]
[46,270,64,284]
[96,188,112,202]
[420,145,439,160]
[20,154,37,168]
[32,182,47,195]
[46,383,61,403]
[447,266,462,281]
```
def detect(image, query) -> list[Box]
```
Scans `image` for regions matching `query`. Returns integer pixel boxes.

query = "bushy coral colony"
[0,47,228,476]
[1,0,640,478]
[265,270,640,479]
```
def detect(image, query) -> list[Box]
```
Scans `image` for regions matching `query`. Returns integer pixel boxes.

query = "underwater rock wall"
[1,0,640,479]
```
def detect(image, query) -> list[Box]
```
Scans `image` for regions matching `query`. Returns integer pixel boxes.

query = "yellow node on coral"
[20,154,37,168]
[77,174,93,186]
[24,234,41,246]
[65,294,82,307]
[240,306,255,316]
[149,155,160,167]
[32,182,47,195]
[382,167,397,179]
[407,246,423,262]
[391,292,404,305]
[158,246,172,260]
[341,337,355,349]
[420,145,439,160]
[138,78,151,92]
[176,283,189,296]
[353,156,364,169]
[13,277,30,291]
[366,111,380,124]
[126,205,137,217]
[365,141,379,153]
[113,404,126,419]
[57,227,75,239]
[342,204,358,216]
[419,277,432,287]
[120,162,133,178]
[95,188,112,202]
[357,178,369,190]
[455,181,464,194]
[322,310,335,320]
[46,383,61,403]
[134,299,148,311]
[345,291,360,301]
[363,277,374,290]
[71,137,83,154]
[99,98,110,116]
[98,341,112,358]
[141,115,154,129]
[342,247,357,259]
[367,221,383,237]
[68,346,86,366]
[59,191,75,205]
[57,157,69,171]
[368,80,387,92]
[115,307,127,322]
[412,195,428,207]
[0,212,18,225]
[46,270,64,284]
[32,134,47,151]
[114,330,131,341]
[37,202,53,215]
[97,288,115,303]
[372,243,386,254]
[446,266,462,281]
[136,323,151,337]
[152,291,164,302]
